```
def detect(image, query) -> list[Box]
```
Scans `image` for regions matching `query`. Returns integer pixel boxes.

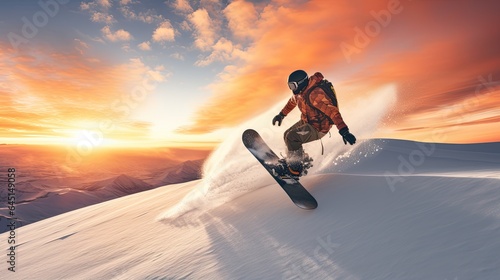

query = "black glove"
[339,127,356,145]
[272,112,286,126]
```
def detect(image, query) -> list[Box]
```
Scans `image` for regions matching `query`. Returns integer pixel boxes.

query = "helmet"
[288,70,309,94]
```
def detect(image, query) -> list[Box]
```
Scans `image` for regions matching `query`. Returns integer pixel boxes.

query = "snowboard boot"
[285,148,313,179]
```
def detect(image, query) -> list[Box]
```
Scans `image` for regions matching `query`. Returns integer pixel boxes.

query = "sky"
[1,0,499,148]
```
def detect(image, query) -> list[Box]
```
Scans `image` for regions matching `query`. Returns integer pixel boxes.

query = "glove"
[272,112,286,126]
[339,127,356,145]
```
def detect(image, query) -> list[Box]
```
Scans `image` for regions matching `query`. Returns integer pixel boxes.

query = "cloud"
[81,0,115,24]
[97,0,112,9]
[101,26,133,42]
[178,3,247,66]
[188,9,216,51]
[195,37,247,66]
[74,38,90,55]
[121,43,132,52]
[152,21,176,42]
[119,0,134,5]
[119,6,163,23]
[179,20,191,31]
[138,41,151,51]
[80,0,112,11]
[147,68,170,82]
[223,0,258,40]
[171,0,193,14]
[80,2,91,10]
[170,52,184,60]
[90,11,116,24]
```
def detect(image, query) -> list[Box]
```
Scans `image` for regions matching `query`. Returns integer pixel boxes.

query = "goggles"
[288,75,308,92]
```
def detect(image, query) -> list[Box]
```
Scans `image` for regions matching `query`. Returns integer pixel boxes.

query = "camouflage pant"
[283,120,326,151]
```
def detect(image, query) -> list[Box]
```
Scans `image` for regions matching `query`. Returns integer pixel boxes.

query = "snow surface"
[3,86,500,279]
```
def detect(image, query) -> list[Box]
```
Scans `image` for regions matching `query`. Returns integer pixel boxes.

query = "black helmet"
[288,70,309,94]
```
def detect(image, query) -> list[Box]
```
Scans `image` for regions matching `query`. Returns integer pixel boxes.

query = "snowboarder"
[272,70,357,177]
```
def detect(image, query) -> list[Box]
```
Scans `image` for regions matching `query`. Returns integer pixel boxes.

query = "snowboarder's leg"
[283,121,325,177]
[284,121,325,151]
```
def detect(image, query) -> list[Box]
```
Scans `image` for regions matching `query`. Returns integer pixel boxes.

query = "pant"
[283,120,326,151]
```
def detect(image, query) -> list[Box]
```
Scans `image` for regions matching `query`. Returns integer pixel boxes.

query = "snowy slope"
[0,175,154,232]
[3,86,499,279]
[4,138,500,280]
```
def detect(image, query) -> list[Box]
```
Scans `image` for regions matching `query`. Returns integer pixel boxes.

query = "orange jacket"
[280,72,347,133]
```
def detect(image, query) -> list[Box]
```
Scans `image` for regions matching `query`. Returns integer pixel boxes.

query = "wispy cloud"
[170,52,184,60]
[119,6,163,23]
[81,0,115,24]
[74,38,90,55]
[90,11,116,24]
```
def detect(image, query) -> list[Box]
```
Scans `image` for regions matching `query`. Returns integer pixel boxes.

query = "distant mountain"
[111,174,155,194]
[85,174,155,197]
[11,181,48,203]
[161,159,204,185]
[0,160,205,233]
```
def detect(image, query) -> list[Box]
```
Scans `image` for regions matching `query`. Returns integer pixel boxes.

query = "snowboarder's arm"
[325,104,347,131]
[280,95,297,116]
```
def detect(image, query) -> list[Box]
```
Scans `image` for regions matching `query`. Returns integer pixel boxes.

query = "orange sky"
[1,0,499,147]
[1,45,162,145]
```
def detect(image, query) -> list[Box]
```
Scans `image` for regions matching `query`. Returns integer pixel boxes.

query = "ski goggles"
[288,75,308,92]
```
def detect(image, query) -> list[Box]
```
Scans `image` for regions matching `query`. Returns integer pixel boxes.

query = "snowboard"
[242,129,318,210]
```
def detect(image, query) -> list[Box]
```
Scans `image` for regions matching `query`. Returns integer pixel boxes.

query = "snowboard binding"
[271,155,313,180]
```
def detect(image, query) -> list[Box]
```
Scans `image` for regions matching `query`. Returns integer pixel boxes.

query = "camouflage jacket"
[280,72,347,133]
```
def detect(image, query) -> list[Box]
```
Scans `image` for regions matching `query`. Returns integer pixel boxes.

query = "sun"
[70,129,134,148]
